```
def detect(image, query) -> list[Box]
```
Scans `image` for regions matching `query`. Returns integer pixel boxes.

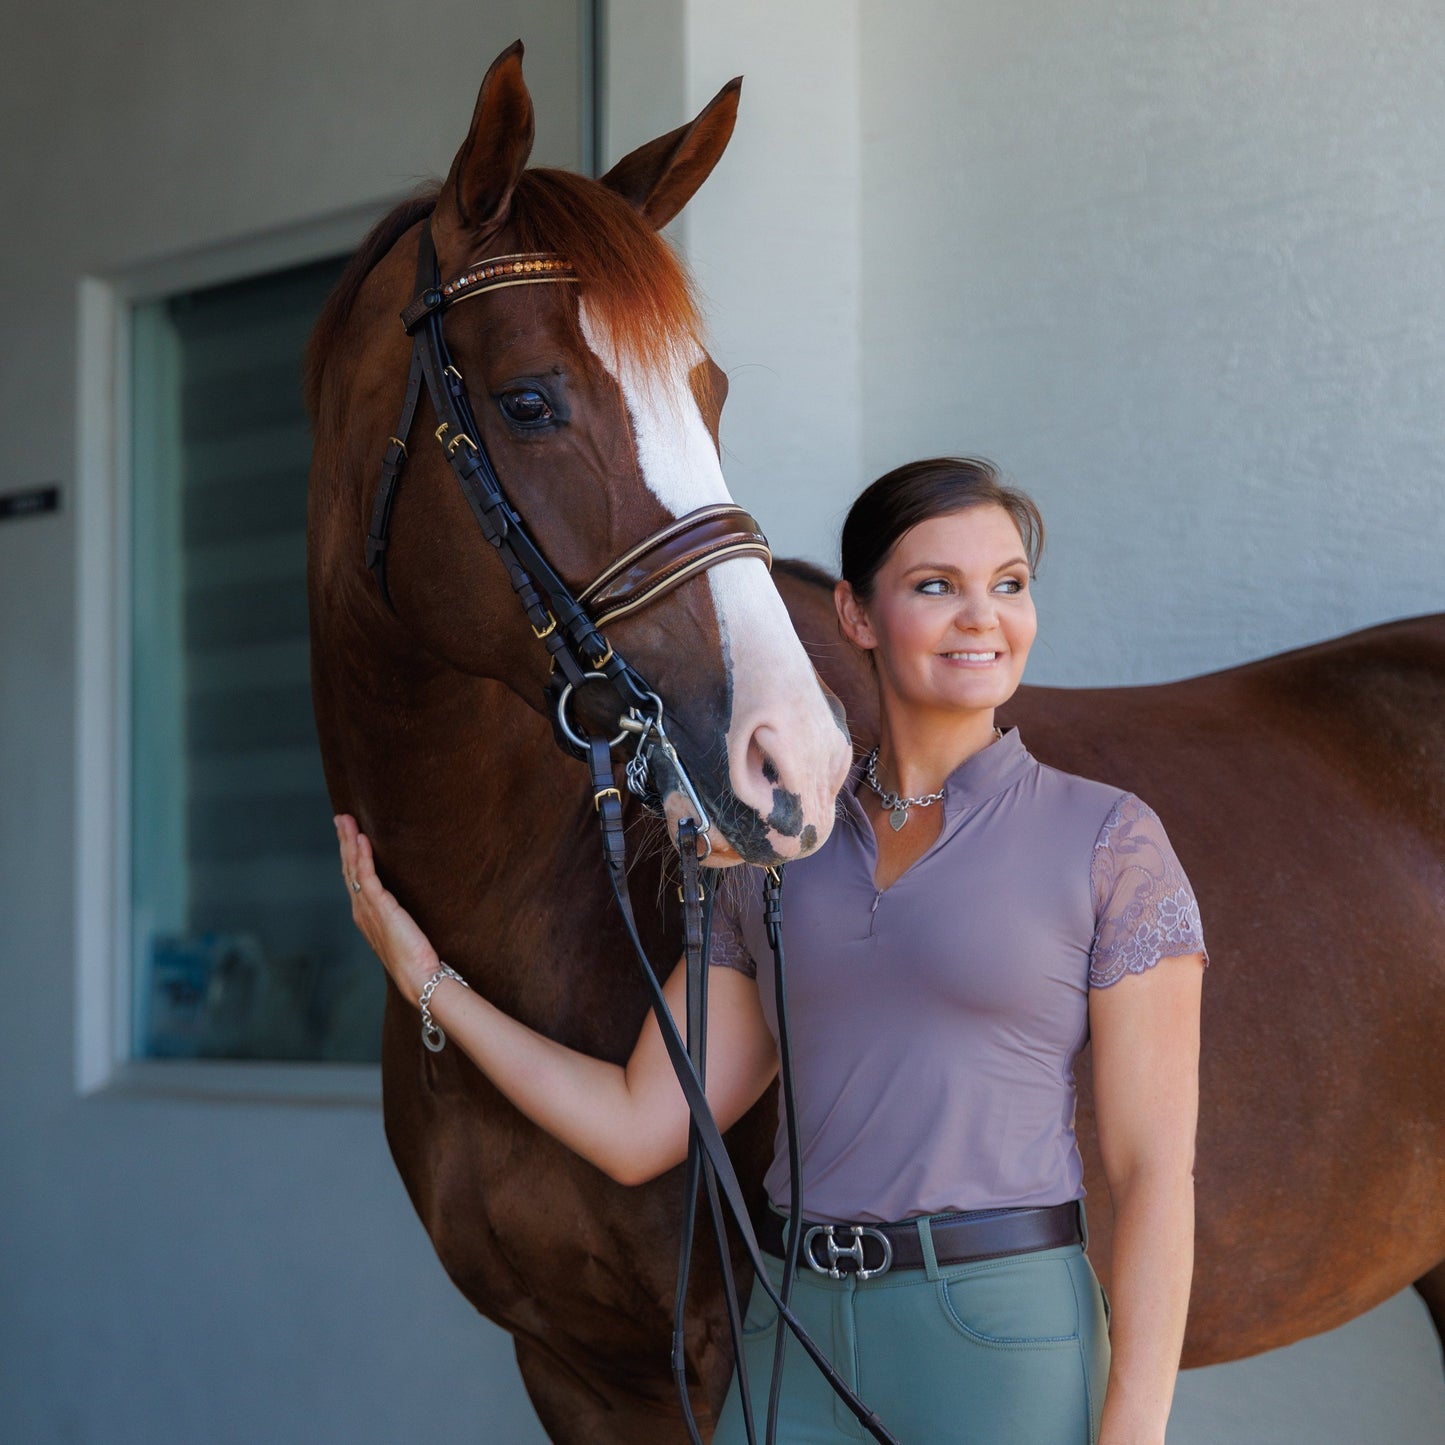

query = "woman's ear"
[834,580,877,652]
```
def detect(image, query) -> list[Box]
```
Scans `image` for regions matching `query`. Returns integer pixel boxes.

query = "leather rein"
[366,221,899,1445]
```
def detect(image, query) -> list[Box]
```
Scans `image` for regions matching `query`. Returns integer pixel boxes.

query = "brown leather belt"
[756,1200,1083,1279]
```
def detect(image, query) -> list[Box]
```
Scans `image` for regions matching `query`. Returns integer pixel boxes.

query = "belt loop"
[1077,1199,1089,1251]
[916,1215,942,1281]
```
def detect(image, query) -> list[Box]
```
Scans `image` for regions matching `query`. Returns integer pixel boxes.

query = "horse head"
[308,42,850,865]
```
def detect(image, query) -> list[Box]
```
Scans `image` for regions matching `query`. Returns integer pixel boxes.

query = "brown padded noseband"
[580,503,771,631]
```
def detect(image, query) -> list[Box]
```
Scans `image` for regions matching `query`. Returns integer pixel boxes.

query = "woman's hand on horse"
[335,815,438,1001]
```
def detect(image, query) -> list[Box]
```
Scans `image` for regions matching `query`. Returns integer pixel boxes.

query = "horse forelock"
[508,169,704,377]
[304,170,705,427]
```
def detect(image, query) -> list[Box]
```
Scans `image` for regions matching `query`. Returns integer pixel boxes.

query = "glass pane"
[130,256,384,1062]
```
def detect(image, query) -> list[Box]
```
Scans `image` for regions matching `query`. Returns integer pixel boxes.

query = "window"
[127,257,382,1064]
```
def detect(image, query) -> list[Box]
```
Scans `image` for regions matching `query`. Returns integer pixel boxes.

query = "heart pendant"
[889,806,909,831]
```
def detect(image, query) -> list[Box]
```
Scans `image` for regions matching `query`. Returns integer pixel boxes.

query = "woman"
[335,457,1206,1445]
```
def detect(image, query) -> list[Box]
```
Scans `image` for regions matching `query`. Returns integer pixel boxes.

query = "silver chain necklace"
[863,728,1004,832]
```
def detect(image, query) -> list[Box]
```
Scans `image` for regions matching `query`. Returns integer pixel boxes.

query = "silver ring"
[349,877,361,893]
[555,672,630,750]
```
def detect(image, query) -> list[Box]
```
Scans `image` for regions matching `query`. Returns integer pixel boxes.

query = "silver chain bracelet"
[418,963,470,1053]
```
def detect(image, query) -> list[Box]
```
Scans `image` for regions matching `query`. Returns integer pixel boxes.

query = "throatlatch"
[374,219,900,1445]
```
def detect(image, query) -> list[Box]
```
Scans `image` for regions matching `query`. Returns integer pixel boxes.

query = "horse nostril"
[761,752,780,785]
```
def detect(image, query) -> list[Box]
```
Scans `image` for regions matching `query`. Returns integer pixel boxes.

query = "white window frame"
[74,204,398,1104]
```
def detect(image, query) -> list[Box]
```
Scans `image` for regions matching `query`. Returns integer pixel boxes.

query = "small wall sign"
[0,486,61,522]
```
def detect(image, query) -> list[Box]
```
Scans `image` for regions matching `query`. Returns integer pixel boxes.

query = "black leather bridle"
[367,220,899,1445]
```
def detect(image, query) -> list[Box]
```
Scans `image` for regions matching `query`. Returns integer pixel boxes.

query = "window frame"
[75,205,397,1104]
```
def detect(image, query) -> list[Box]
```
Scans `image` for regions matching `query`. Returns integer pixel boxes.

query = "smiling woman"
[706,458,1205,1445]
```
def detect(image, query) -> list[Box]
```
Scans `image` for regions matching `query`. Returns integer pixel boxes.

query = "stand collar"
[840,725,1034,828]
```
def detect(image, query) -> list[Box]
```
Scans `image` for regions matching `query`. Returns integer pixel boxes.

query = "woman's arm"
[336,815,779,1186]
[1089,951,1205,1445]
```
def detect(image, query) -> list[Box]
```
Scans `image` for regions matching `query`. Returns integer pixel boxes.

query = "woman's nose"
[954,589,997,628]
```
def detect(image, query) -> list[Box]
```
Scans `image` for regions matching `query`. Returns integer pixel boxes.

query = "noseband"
[366,222,771,813]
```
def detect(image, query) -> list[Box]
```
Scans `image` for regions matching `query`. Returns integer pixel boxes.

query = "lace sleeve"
[1089,793,1208,988]
[708,886,758,979]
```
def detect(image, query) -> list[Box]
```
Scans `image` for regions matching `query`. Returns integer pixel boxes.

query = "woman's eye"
[918,578,951,595]
[499,389,553,426]
[995,577,1026,594]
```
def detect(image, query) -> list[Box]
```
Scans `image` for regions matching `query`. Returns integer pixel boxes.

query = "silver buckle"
[802,1224,893,1280]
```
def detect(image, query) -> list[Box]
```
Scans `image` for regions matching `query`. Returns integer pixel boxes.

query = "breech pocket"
[936,1247,1084,1349]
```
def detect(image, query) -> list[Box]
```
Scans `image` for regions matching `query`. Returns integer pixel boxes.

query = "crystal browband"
[442,252,577,299]
[401,252,577,332]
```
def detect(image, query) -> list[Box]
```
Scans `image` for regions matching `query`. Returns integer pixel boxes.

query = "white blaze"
[578,300,847,857]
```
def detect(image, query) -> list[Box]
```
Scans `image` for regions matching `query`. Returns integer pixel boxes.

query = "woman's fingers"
[356,831,379,889]
[335,814,360,892]
[332,815,438,996]
[335,816,379,943]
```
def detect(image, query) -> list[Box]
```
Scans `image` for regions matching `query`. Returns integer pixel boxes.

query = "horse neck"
[320,586,569,812]
[321,619,666,1045]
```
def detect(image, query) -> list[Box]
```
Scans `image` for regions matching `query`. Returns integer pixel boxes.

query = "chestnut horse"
[309,44,1445,1445]
[307,42,850,1443]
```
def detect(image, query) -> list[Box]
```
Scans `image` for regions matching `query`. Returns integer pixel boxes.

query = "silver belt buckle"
[802,1223,893,1280]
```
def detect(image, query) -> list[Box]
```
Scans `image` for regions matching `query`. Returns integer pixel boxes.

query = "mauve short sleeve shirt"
[711,726,1207,1224]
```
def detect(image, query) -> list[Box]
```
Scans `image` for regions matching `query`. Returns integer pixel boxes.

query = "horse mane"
[305,190,438,421]
[305,169,704,421]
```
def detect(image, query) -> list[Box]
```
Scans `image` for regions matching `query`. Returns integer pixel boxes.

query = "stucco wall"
[855,0,1445,688]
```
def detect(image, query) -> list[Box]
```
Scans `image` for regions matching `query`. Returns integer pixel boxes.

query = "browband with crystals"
[401,251,578,332]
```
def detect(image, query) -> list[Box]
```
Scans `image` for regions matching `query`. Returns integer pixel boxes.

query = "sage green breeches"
[713,1234,1109,1445]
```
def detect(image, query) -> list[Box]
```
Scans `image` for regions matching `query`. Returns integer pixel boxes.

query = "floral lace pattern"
[1089,793,1208,988]
[708,908,758,977]
[709,873,760,978]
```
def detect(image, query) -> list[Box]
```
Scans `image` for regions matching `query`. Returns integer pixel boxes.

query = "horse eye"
[499,389,553,426]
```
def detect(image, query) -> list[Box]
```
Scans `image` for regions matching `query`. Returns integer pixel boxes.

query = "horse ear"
[601,77,742,230]
[435,40,535,244]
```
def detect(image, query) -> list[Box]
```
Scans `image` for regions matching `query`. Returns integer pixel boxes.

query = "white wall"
[669,3,865,568]
[857,0,1445,687]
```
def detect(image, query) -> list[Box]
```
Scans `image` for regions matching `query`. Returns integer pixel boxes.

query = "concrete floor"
[1170,1289,1445,1444]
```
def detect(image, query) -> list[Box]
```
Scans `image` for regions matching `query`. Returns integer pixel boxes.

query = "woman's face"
[835,504,1037,718]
